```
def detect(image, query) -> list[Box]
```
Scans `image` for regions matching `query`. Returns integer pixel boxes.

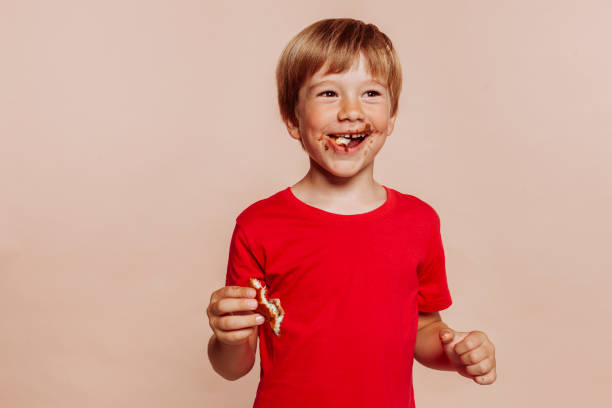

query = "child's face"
[286,52,396,179]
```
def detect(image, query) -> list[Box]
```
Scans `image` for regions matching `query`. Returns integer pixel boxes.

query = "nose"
[337,96,365,121]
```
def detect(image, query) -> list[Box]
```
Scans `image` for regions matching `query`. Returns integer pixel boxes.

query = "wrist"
[208,334,256,381]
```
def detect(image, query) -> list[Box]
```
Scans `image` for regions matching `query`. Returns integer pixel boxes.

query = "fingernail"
[255,315,265,323]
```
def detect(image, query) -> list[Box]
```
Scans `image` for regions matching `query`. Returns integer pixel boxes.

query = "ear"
[284,116,301,141]
[385,112,397,136]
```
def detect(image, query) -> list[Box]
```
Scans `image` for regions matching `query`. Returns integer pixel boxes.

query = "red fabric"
[225,186,452,408]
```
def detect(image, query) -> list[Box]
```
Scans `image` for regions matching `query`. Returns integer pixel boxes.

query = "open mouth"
[327,131,371,148]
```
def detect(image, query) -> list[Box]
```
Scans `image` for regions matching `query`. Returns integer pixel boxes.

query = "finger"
[454,332,485,355]
[209,285,256,306]
[216,327,258,346]
[215,313,266,332]
[474,368,497,385]
[458,344,489,366]
[223,285,257,299]
[439,329,455,344]
[464,357,494,377]
[212,297,259,317]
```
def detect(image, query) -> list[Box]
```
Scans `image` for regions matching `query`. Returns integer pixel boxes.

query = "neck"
[293,158,381,204]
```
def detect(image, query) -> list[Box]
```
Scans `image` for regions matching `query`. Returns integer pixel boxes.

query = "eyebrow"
[306,78,386,94]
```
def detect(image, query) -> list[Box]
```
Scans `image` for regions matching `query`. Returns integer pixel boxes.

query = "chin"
[326,165,365,178]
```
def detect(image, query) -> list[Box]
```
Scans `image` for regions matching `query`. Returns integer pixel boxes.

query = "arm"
[209,221,267,380]
[414,311,455,371]
[206,285,264,381]
[208,329,258,381]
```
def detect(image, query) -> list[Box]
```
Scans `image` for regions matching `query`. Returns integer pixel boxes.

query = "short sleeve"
[225,222,265,287]
[417,210,452,312]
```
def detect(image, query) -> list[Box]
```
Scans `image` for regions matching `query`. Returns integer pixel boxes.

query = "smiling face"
[285,53,397,179]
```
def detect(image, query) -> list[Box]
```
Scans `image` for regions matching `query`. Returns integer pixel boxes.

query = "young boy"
[207,18,497,407]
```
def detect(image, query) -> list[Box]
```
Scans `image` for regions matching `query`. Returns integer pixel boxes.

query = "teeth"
[331,133,368,139]
[334,137,351,145]
[329,133,370,145]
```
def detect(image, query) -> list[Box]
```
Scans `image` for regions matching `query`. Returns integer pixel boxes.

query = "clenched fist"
[440,329,497,385]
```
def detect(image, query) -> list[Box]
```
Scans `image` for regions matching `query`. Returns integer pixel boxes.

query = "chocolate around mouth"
[326,133,370,149]
[327,123,374,137]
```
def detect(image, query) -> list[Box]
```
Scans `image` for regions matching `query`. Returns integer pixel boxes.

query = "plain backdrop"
[1,1,611,407]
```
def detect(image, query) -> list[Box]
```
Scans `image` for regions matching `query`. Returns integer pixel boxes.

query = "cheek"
[321,136,329,150]
[363,139,374,157]
[369,109,391,132]
[362,133,384,157]
[304,105,332,129]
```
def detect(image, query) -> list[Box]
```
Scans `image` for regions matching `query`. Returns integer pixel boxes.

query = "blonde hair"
[276,18,402,128]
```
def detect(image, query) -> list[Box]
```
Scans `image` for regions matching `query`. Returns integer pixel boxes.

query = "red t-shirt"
[225,185,452,408]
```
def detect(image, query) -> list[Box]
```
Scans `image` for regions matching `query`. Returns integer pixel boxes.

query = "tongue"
[347,138,361,148]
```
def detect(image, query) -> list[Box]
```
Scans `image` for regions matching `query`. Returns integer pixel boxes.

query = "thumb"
[439,328,463,368]
[439,328,455,344]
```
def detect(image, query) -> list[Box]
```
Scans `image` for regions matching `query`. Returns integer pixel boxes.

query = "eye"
[365,90,381,97]
[318,90,337,97]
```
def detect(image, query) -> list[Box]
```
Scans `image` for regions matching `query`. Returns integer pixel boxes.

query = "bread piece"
[248,278,285,337]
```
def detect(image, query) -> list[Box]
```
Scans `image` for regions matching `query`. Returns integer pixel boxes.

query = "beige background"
[1,0,611,407]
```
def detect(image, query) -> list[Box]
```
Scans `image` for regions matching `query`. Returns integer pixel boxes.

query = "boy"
[207,18,496,407]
